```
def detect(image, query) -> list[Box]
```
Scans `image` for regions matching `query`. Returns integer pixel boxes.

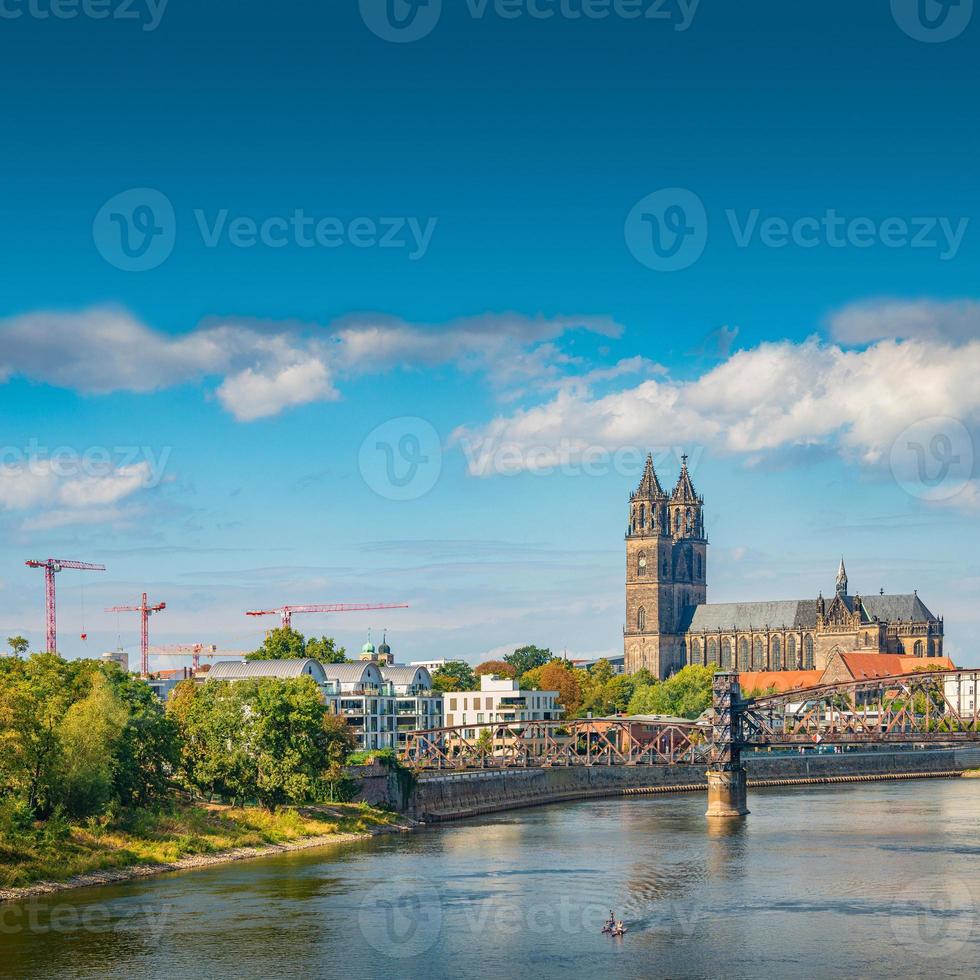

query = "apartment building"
[443,674,560,739]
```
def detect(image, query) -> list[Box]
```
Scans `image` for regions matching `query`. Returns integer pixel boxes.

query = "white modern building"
[443,674,560,739]
[410,658,447,674]
[207,658,399,751]
[944,672,978,717]
[381,664,442,748]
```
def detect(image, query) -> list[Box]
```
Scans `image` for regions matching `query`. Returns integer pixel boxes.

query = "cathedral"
[623,455,945,679]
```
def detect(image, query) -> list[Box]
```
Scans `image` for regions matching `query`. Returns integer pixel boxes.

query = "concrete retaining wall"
[408,747,980,821]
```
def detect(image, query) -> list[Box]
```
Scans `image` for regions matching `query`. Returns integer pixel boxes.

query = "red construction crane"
[245,602,409,631]
[105,593,166,678]
[148,645,249,672]
[25,558,106,655]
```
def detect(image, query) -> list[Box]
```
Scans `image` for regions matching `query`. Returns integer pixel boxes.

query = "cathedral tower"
[624,454,707,678]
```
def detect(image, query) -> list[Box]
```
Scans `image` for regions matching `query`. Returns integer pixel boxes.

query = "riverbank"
[0,802,412,904]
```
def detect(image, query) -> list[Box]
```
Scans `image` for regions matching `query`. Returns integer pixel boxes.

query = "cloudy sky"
[1,2,978,667]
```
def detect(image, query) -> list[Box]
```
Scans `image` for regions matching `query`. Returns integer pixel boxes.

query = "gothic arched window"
[753,637,764,670]
[638,607,646,632]
[772,635,782,671]
[674,510,681,533]
[707,637,718,665]
[787,635,797,669]
[804,634,815,670]
[686,508,692,533]
[690,638,701,665]
[721,638,732,669]
[696,553,703,580]
[639,503,646,529]
[738,637,749,668]
[637,550,647,577]
[914,639,924,657]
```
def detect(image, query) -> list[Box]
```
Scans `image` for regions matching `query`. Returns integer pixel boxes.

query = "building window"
[804,635,815,670]
[753,637,764,670]
[914,640,924,657]
[787,635,797,669]
[639,503,646,528]
[771,636,782,670]
[738,637,749,668]
[638,550,647,577]
[707,637,718,665]
[638,607,646,632]
[663,557,669,576]
[721,638,732,669]
[696,554,703,580]
[691,638,702,665]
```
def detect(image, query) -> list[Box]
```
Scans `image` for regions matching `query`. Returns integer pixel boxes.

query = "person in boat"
[613,921,627,937]
[602,911,616,933]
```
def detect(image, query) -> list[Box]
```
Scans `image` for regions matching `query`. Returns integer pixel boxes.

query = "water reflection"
[2,780,978,979]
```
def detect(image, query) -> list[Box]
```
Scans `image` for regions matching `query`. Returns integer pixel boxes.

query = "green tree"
[431,661,477,693]
[504,645,552,684]
[305,636,348,664]
[247,627,307,661]
[537,661,582,717]
[107,666,180,809]
[6,636,29,658]
[54,674,129,818]
[626,665,715,720]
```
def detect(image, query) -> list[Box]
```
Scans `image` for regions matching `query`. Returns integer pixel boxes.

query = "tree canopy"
[247,627,348,664]
[474,660,516,678]
[626,664,715,720]
[431,660,477,693]
[504,645,552,684]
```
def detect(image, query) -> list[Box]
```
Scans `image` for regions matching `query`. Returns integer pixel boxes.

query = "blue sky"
[1,1,978,667]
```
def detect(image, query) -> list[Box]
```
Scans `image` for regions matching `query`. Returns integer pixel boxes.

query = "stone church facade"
[623,456,945,679]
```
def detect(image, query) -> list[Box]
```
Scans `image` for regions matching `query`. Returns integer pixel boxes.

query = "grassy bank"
[0,802,399,891]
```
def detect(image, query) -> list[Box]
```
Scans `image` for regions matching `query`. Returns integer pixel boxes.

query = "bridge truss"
[401,718,711,771]
[739,668,980,747]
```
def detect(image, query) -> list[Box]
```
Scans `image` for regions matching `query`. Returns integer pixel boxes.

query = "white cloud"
[216,357,339,422]
[454,334,980,509]
[829,298,980,345]
[0,460,154,529]
[0,307,619,420]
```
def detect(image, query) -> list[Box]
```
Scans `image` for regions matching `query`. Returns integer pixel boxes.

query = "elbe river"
[2,779,978,979]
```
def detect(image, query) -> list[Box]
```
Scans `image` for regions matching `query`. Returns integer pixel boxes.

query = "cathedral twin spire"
[633,453,701,503]
[630,453,703,539]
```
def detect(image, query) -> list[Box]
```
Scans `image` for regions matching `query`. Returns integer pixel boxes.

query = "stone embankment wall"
[408,747,980,821]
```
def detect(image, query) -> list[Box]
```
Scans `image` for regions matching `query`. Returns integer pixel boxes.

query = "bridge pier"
[706,671,749,819]
[705,768,749,818]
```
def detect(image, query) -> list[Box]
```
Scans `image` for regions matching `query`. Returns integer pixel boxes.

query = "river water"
[2,779,978,979]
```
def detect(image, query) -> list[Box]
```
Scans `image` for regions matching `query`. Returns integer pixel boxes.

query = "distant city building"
[101,649,129,672]
[359,630,395,666]
[443,674,559,741]
[944,673,977,716]
[206,656,440,751]
[381,664,441,748]
[624,455,945,678]
[410,658,448,673]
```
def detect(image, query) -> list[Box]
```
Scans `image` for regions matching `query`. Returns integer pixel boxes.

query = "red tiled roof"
[738,671,823,694]
[836,653,955,680]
